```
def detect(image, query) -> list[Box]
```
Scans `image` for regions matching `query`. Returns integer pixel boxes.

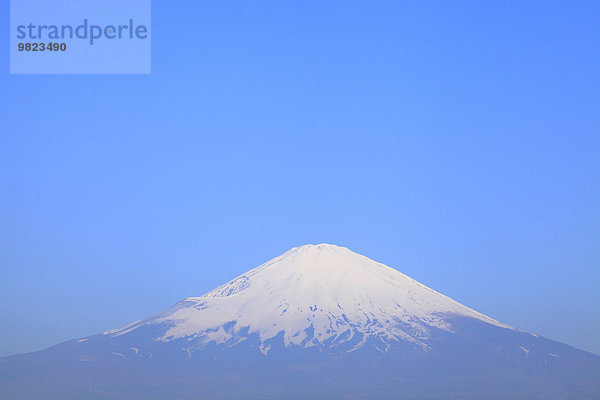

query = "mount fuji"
[1,244,599,399]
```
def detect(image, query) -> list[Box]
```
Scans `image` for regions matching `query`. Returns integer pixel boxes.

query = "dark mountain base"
[1,317,599,400]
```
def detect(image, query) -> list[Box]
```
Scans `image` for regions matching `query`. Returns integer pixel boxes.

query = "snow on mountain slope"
[106,244,512,352]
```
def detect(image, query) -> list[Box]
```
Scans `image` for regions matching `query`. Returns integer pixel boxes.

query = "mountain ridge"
[104,243,511,354]
[2,243,599,400]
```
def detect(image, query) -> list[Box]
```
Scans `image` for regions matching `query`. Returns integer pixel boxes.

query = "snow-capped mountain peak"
[107,244,511,353]
[7,244,598,400]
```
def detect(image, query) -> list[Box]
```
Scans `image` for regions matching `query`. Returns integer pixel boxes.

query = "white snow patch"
[112,352,128,360]
[104,320,143,337]
[182,347,193,360]
[259,343,271,355]
[519,346,530,358]
[129,347,139,354]
[77,338,88,343]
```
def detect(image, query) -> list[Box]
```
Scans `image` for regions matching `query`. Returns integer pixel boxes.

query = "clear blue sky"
[1,1,599,357]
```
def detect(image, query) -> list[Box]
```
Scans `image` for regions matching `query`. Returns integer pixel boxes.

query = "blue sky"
[1,1,599,357]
